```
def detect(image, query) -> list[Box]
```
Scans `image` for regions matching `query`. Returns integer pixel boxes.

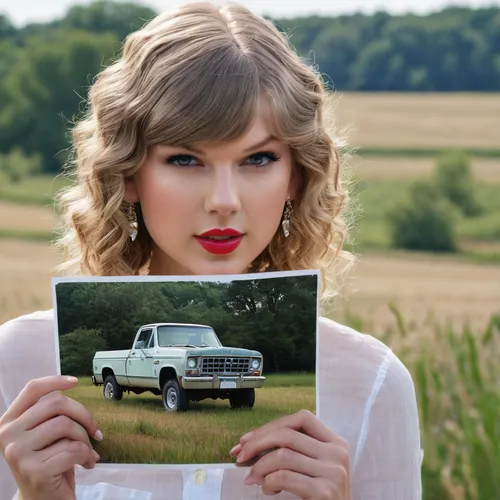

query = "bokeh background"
[0,1,499,498]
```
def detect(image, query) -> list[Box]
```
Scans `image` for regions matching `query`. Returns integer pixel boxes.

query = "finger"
[39,438,99,473]
[5,438,98,488]
[245,448,328,485]
[2,376,79,423]
[12,390,101,441]
[239,410,335,446]
[260,470,328,498]
[229,443,242,457]
[24,415,93,452]
[236,426,328,464]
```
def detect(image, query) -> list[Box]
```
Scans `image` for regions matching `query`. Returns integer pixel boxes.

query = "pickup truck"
[91,322,265,412]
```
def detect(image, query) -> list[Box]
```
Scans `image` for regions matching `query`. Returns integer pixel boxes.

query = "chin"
[189,258,250,276]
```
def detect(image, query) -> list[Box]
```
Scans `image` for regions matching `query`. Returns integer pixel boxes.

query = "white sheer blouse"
[0,310,423,499]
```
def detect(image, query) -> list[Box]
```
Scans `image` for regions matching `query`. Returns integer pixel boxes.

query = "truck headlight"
[251,359,260,369]
[187,358,197,368]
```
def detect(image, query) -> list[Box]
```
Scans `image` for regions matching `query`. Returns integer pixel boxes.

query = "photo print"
[52,270,319,465]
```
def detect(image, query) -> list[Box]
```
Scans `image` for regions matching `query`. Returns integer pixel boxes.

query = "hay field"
[332,92,500,148]
[0,239,58,322]
[338,251,500,335]
[2,239,498,335]
[0,201,57,232]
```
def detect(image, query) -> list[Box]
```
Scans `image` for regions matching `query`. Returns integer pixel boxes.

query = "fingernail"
[93,429,103,441]
[93,451,100,461]
[236,452,246,463]
[230,444,241,455]
[66,376,78,383]
[240,432,253,442]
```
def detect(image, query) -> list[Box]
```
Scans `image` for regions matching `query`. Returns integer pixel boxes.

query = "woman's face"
[125,103,297,276]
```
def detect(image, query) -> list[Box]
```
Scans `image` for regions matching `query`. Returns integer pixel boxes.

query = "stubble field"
[333,92,500,148]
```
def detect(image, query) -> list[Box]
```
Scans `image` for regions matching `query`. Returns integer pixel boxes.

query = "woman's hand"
[230,409,351,499]
[0,375,102,500]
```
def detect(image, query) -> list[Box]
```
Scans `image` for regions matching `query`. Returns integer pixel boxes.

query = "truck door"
[127,327,155,387]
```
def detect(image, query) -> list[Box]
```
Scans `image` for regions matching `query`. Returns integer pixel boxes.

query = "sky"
[1,0,500,26]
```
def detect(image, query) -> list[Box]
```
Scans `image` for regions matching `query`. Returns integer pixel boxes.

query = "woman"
[0,2,422,499]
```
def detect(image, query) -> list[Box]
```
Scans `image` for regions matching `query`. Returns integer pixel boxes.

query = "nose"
[204,166,241,216]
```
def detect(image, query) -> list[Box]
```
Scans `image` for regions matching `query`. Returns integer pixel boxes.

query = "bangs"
[141,45,264,147]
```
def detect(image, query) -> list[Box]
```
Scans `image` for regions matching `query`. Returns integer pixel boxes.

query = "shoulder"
[318,315,404,373]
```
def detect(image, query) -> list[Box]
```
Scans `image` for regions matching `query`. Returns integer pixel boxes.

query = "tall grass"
[342,308,500,500]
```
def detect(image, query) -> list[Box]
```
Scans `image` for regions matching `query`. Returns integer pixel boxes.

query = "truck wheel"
[162,380,189,412]
[103,375,123,401]
[229,388,255,409]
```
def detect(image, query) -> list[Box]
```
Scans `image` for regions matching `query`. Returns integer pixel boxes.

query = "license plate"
[220,379,237,389]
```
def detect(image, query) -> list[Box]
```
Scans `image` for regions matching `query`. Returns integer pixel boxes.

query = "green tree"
[0,29,119,171]
[223,276,317,371]
[0,147,42,183]
[0,15,15,41]
[60,0,156,42]
[434,150,482,216]
[387,180,459,252]
[59,328,108,376]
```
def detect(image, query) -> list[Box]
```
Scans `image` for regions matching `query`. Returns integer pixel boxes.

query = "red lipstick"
[195,228,243,255]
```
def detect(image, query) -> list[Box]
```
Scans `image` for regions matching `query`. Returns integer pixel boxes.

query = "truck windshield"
[157,325,222,348]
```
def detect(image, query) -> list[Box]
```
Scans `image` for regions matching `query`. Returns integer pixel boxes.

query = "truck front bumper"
[181,375,265,390]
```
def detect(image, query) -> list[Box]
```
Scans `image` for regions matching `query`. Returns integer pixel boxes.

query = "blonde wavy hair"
[55,1,357,302]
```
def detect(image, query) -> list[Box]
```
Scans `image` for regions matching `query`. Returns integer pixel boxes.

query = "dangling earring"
[282,197,293,238]
[125,202,138,241]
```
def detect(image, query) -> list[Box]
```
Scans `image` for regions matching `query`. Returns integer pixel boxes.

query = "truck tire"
[162,379,189,412]
[229,388,255,409]
[103,375,123,401]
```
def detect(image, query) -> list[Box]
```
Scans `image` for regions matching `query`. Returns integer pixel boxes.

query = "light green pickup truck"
[91,322,265,412]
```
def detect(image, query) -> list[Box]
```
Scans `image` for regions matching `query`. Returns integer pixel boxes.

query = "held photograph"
[52,270,319,465]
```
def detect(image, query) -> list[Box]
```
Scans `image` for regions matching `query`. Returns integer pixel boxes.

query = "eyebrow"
[181,135,279,155]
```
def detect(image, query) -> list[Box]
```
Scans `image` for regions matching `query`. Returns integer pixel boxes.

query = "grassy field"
[66,375,315,464]
[0,174,69,205]
[348,178,500,253]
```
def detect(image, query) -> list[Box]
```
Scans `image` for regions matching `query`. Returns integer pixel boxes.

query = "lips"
[195,228,244,255]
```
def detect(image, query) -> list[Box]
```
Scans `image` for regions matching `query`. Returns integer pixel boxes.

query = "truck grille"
[200,357,250,374]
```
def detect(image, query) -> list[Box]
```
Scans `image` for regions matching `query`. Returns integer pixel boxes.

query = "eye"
[164,154,199,167]
[243,151,281,167]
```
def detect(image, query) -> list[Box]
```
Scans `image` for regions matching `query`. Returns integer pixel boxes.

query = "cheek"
[245,172,289,222]
[135,166,198,224]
